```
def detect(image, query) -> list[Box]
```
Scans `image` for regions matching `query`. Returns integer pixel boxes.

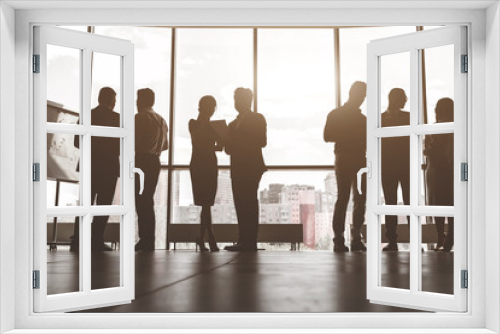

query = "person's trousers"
[332,156,366,246]
[381,166,410,243]
[231,172,263,246]
[72,170,118,245]
[135,154,161,247]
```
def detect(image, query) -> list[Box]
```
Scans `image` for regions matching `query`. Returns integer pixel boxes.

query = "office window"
[172,169,337,251]
[258,29,336,165]
[339,26,417,113]
[174,28,253,165]
[94,26,172,163]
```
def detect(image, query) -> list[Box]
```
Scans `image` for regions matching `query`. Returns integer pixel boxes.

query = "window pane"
[172,169,344,251]
[47,44,81,116]
[421,134,454,206]
[419,216,454,294]
[94,26,172,163]
[91,215,121,290]
[47,133,81,207]
[380,52,411,123]
[47,216,81,295]
[172,169,236,224]
[339,26,416,114]
[380,215,410,290]
[174,28,253,165]
[420,44,454,125]
[258,29,336,165]
[90,136,121,206]
[91,52,122,125]
[380,136,410,206]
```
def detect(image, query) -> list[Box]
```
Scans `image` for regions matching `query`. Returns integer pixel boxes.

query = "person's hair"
[98,87,117,106]
[435,98,454,122]
[348,81,367,98]
[234,87,253,107]
[388,88,406,101]
[137,88,155,109]
[198,95,217,113]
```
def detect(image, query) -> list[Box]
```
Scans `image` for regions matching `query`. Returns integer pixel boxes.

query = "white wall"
[485,2,500,333]
[0,2,16,334]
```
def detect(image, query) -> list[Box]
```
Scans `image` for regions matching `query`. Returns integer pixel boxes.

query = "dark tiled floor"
[45,250,453,313]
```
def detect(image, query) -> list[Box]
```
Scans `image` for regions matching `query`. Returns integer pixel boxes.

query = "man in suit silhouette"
[225,88,267,251]
[324,81,367,253]
[71,87,120,251]
[134,88,168,251]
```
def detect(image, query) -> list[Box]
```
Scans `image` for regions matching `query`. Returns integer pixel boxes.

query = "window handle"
[129,162,145,195]
[357,162,371,195]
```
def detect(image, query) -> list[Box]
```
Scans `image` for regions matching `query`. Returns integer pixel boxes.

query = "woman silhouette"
[189,95,222,251]
[424,98,454,252]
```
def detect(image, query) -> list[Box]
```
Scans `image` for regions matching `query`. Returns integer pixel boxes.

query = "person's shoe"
[382,242,398,252]
[333,244,349,253]
[224,243,257,252]
[350,242,367,252]
[135,239,154,251]
[433,234,446,251]
[208,238,220,252]
[196,238,209,252]
[91,241,113,251]
[443,238,454,252]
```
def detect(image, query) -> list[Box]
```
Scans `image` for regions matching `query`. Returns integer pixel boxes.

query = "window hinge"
[461,162,468,182]
[33,270,40,289]
[33,163,40,182]
[461,54,468,73]
[33,54,40,73]
[461,270,468,289]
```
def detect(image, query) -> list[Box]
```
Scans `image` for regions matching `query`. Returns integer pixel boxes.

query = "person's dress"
[189,119,218,206]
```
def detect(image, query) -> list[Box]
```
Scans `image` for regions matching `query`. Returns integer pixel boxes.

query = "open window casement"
[33,26,136,312]
[364,25,467,312]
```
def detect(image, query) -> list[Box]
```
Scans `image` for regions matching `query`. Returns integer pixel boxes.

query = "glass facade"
[48,26,452,250]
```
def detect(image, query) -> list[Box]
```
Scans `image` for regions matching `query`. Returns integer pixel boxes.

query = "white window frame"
[366,26,467,312]
[1,2,498,333]
[32,26,136,312]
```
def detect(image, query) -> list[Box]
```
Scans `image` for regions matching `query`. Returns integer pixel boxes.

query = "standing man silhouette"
[381,88,410,251]
[134,88,169,251]
[324,81,367,253]
[71,87,120,251]
[225,88,267,252]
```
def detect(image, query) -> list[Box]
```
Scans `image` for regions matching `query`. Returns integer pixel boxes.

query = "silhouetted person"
[324,81,367,252]
[134,88,168,251]
[189,95,222,252]
[71,87,120,251]
[224,88,267,252]
[381,88,410,251]
[424,98,454,252]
